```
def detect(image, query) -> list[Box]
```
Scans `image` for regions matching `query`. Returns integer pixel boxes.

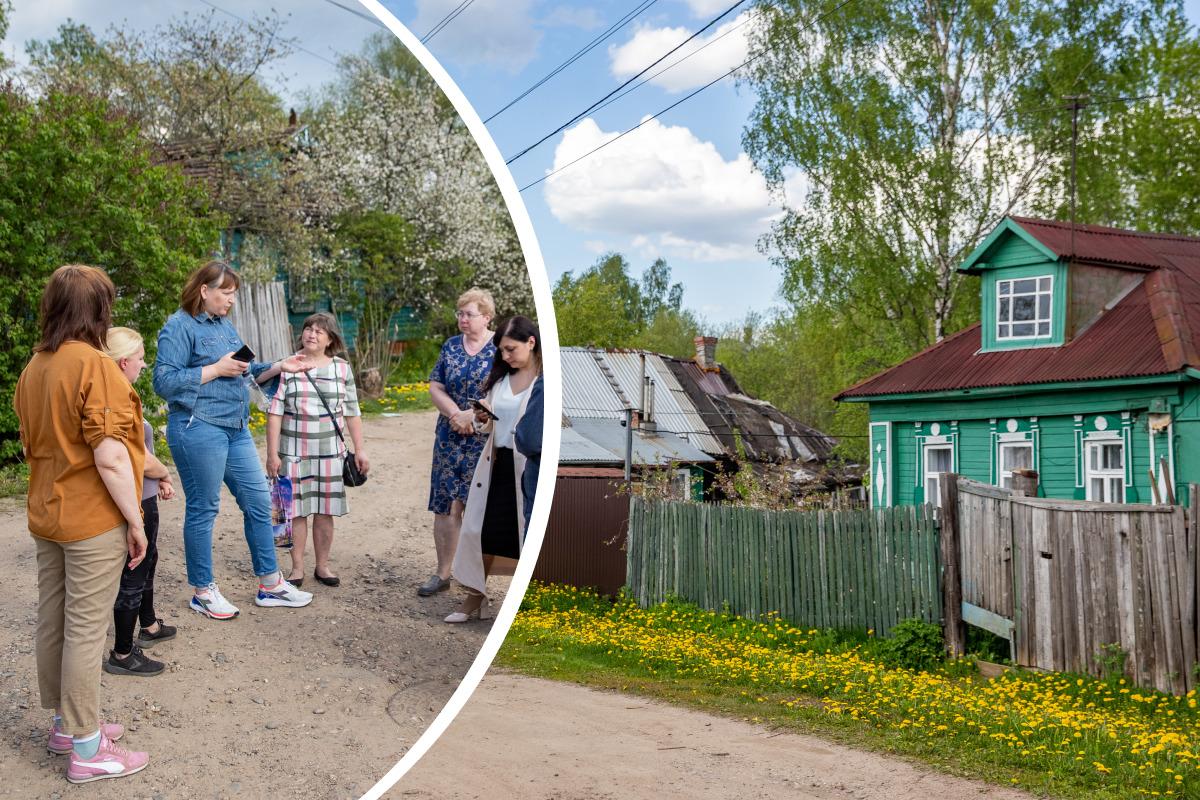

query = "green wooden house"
[837,217,1200,507]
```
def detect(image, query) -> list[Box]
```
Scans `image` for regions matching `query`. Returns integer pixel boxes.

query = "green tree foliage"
[739,0,1199,460]
[0,90,219,459]
[553,253,690,350]
[24,13,310,277]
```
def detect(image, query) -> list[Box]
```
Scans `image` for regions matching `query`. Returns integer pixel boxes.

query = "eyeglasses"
[455,311,483,320]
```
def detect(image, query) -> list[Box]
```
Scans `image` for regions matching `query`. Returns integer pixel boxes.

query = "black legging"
[112,496,159,653]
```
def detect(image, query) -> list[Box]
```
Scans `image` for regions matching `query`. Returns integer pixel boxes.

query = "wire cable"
[422,0,475,44]
[505,0,752,165]
[484,0,661,123]
[516,0,856,189]
[197,0,339,67]
[318,0,388,28]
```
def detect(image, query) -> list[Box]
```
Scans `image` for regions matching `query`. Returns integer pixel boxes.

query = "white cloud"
[412,0,541,72]
[608,11,755,93]
[541,6,604,30]
[544,117,789,263]
[682,0,737,17]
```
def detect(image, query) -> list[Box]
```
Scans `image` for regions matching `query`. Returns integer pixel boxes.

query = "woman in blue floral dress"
[419,288,496,597]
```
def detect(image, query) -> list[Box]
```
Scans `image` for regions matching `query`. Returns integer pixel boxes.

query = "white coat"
[451,376,533,594]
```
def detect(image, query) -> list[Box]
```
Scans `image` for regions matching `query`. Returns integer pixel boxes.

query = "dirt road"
[2,411,504,800]
[397,673,1036,800]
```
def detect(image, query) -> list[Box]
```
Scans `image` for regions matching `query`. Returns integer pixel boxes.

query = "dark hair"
[297,312,346,357]
[481,315,541,394]
[36,265,116,353]
[181,260,240,316]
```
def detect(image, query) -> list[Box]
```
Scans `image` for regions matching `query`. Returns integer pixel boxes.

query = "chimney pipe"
[694,336,718,370]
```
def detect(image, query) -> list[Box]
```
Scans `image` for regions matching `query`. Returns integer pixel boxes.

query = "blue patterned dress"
[428,335,496,514]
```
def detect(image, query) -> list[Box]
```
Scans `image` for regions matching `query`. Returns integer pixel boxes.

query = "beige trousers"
[35,525,127,736]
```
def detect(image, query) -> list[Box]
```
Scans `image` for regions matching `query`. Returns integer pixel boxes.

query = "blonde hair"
[456,287,495,318]
[104,327,144,362]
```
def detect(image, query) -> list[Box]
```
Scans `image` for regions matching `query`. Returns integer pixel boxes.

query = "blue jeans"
[167,414,277,588]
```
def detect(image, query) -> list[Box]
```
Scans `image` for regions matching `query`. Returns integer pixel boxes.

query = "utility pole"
[1063,95,1090,259]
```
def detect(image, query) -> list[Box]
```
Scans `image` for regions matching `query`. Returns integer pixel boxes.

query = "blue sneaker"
[255,578,313,608]
[190,583,239,620]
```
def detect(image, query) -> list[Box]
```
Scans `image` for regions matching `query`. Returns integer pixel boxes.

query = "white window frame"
[996,275,1053,341]
[998,441,1035,489]
[923,444,954,507]
[1084,440,1125,503]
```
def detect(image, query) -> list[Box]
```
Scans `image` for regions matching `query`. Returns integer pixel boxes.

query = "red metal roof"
[839,218,1200,399]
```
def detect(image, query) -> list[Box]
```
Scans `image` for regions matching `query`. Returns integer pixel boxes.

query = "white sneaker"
[190,583,239,620]
[255,578,313,608]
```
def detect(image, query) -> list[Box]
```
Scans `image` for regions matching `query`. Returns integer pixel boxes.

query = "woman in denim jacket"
[153,261,312,620]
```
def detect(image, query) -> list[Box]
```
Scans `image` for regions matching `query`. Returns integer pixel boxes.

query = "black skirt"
[481,447,520,559]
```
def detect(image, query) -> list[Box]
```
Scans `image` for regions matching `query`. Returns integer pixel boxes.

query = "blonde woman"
[101,328,177,677]
[421,288,496,597]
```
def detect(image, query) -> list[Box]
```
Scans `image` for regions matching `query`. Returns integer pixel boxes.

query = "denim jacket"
[153,309,273,429]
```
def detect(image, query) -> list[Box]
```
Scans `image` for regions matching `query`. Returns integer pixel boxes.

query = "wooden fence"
[227,281,293,362]
[627,497,941,635]
[945,477,1199,694]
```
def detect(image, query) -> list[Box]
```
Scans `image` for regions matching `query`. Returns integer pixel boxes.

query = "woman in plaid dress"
[265,313,369,587]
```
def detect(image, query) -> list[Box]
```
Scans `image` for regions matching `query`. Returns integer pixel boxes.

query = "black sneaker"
[103,646,165,677]
[136,618,177,648]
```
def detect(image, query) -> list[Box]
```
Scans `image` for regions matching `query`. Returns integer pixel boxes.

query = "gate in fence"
[943,475,1199,694]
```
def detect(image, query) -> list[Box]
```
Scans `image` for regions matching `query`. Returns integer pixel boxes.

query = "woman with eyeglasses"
[418,288,496,598]
[153,261,313,621]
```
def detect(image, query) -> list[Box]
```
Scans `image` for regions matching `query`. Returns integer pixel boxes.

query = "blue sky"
[7,1,1200,327]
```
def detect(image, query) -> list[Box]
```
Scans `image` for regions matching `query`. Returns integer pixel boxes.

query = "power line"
[505,0,753,166]
[422,0,476,44]
[197,0,339,68]
[584,5,760,121]
[484,0,661,123]
[318,0,388,28]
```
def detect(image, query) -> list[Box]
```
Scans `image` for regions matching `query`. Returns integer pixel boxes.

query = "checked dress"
[268,358,361,518]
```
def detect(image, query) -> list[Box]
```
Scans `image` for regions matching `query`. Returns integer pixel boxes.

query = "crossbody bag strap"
[303,370,349,450]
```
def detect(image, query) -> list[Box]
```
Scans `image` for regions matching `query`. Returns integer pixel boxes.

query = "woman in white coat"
[446,316,541,623]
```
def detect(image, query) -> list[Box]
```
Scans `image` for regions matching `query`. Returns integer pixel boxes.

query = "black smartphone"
[232,343,255,363]
[470,399,499,420]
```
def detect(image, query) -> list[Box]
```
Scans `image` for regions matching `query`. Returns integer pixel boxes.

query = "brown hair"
[298,312,346,357]
[36,265,116,353]
[181,260,240,316]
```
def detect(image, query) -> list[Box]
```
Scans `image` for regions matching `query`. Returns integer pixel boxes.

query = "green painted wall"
[863,380,1200,507]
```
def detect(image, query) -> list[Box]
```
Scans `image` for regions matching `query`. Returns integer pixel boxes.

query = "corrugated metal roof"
[561,347,724,455]
[840,217,1200,399]
[565,418,713,466]
[558,426,624,465]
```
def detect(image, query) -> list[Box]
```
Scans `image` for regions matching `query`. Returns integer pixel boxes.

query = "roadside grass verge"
[496,582,1200,800]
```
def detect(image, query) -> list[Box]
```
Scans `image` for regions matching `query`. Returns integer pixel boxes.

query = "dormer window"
[997,276,1053,340]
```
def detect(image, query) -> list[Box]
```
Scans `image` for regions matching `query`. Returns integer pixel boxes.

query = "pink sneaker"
[65,734,148,783]
[47,721,125,755]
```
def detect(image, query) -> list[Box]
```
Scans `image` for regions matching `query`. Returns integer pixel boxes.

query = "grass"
[0,462,29,499]
[497,583,1200,800]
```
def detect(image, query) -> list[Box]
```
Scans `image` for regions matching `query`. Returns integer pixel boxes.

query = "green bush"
[0,89,219,460]
[881,618,945,672]
[389,337,443,384]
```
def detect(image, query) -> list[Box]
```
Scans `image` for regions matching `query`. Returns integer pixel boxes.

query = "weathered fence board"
[226,281,293,362]
[626,498,941,635]
[956,476,1198,694]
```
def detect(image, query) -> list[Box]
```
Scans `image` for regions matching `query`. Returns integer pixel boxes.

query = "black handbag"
[304,368,368,488]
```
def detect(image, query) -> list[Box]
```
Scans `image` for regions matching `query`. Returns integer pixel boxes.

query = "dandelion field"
[498,583,1200,800]
[248,381,433,434]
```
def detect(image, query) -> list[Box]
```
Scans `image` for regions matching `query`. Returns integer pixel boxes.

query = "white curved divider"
[353,2,562,798]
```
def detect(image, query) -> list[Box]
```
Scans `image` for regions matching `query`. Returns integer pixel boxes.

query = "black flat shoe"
[286,576,303,588]
[313,571,340,587]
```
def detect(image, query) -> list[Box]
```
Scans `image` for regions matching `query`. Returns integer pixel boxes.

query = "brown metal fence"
[531,471,629,596]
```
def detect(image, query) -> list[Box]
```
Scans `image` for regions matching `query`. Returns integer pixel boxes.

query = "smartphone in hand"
[470,399,499,420]
[232,344,255,363]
